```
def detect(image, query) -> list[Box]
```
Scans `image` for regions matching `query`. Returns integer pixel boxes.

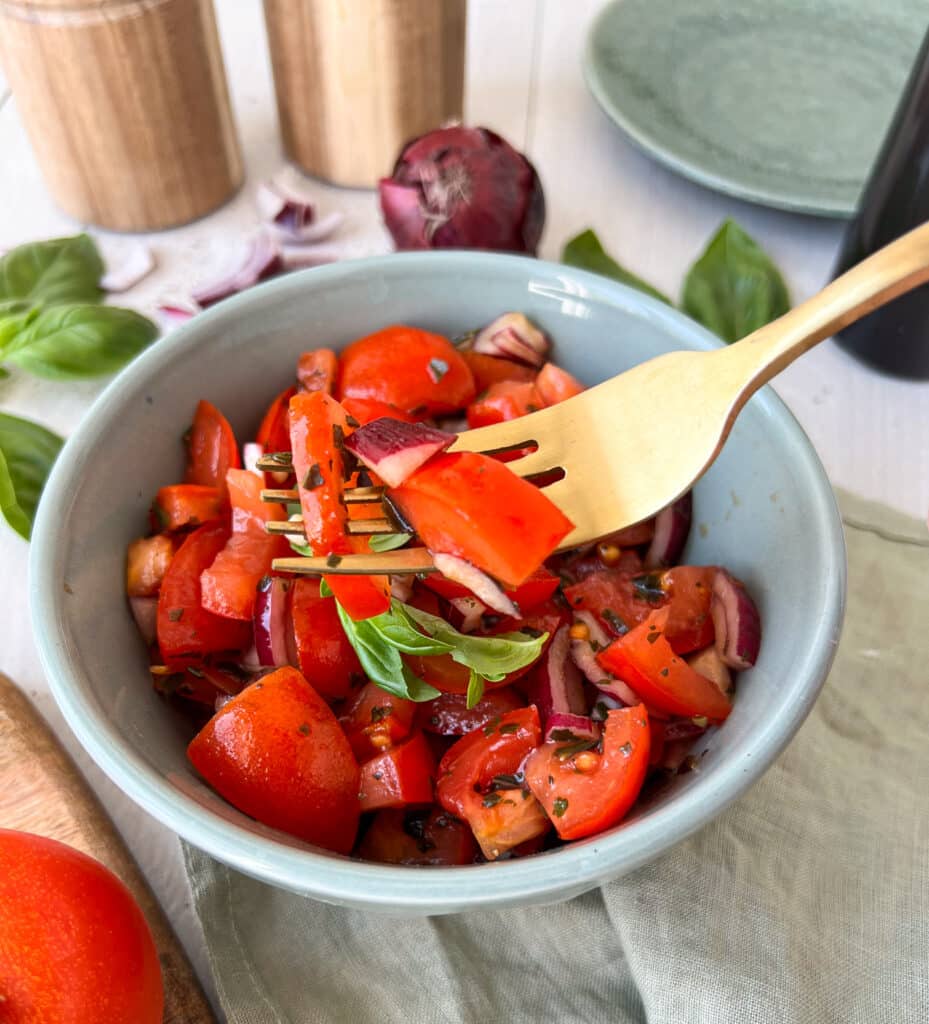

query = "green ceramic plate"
[584,0,926,217]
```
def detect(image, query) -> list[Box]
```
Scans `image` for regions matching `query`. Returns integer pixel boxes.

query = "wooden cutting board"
[0,672,217,1023]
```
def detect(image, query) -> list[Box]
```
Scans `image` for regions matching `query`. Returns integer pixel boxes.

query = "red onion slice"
[129,596,158,645]
[156,298,201,332]
[595,677,640,708]
[431,553,517,616]
[193,233,283,308]
[243,442,264,478]
[686,645,733,694]
[711,569,761,670]
[449,595,487,633]
[663,719,708,742]
[644,491,693,569]
[590,692,624,720]
[256,180,345,244]
[254,577,291,667]
[389,574,414,603]
[472,312,550,367]
[100,242,155,292]
[344,417,455,488]
[544,712,600,743]
[528,624,586,723]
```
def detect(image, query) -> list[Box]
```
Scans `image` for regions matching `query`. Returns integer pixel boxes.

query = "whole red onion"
[378,126,545,254]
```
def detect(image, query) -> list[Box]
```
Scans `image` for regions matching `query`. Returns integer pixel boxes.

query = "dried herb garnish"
[646,629,661,644]
[482,792,503,808]
[427,357,449,383]
[345,414,360,428]
[482,716,502,736]
[499,722,519,735]
[619,741,633,755]
[601,608,629,635]
[632,573,665,604]
[554,737,599,761]
[490,772,525,790]
[168,607,184,622]
[370,705,392,722]
[298,722,310,736]
[326,553,342,568]
[552,797,569,817]
[302,463,324,490]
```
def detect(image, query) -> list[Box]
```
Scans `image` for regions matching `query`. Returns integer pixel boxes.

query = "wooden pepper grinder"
[263,0,466,188]
[0,0,243,231]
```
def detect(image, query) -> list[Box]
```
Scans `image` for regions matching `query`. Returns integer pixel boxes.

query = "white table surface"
[2,0,928,1014]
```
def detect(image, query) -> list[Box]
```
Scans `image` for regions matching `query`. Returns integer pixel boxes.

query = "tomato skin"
[152,484,222,532]
[227,467,286,532]
[126,534,174,597]
[340,397,418,426]
[597,608,732,721]
[534,362,585,405]
[466,380,542,428]
[461,351,536,392]
[185,399,240,496]
[424,566,559,612]
[356,808,478,866]
[358,732,436,812]
[419,686,524,734]
[256,386,296,453]
[660,565,716,654]
[157,523,252,663]
[297,348,338,393]
[290,577,362,700]
[0,830,163,1024]
[200,532,288,620]
[524,705,650,840]
[563,569,664,636]
[391,451,574,587]
[338,325,476,415]
[466,788,551,861]
[188,667,360,853]
[341,682,417,761]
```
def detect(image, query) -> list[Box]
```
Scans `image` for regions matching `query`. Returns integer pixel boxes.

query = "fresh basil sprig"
[561,220,790,344]
[0,234,103,307]
[0,412,63,540]
[333,598,549,707]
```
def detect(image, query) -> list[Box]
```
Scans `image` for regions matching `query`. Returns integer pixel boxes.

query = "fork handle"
[716,218,929,410]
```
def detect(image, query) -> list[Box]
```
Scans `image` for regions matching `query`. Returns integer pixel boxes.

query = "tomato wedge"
[297,348,337,394]
[157,523,251,663]
[185,400,240,496]
[126,535,174,597]
[391,452,573,587]
[340,682,417,762]
[358,732,436,812]
[152,484,222,532]
[289,577,362,700]
[226,467,286,532]
[466,380,543,428]
[462,351,536,392]
[466,789,551,860]
[338,325,476,416]
[534,362,585,405]
[563,569,665,636]
[423,566,559,612]
[524,705,650,840]
[596,608,732,721]
[660,565,716,654]
[187,667,360,853]
[356,808,477,866]
[256,386,296,454]
[419,687,524,735]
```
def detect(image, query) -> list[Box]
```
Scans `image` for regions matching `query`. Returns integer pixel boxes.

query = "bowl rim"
[29,251,846,911]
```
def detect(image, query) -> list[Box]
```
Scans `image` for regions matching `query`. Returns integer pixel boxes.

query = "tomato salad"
[126,313,761,863]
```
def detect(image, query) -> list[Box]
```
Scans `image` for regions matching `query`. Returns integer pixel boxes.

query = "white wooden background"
[2,0,928,1012]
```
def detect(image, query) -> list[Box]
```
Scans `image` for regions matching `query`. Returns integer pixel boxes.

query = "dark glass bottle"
[834,25,929,378]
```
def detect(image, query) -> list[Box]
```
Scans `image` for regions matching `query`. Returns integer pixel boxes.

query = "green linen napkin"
[184,490,929,1023]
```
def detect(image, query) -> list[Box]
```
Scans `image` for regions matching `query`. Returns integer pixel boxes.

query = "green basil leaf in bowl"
[682,219,790,343]
[4,304,158,379]
[0,234,104,307]
[0,412,64,540]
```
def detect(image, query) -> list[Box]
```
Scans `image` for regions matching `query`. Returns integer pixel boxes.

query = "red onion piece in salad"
[569,610,614,684]
[129,596,158,645]
[472,312,550,367]
[243,442,264,478]
[686,645,733,694]
[528,624,586,723]
[378,125,545,254]
[449,595,487,633]
[344,417,455,488]
[100,242,155,293]
[155,298,201,332]
[389,574,414,604]
[595,676,641,708]
[254,577,291,667]
[711,569,761,670]
[590,691,625,721]
[662,719,708,742]
[644,491,693,569]
[544,712,600,743]
[193,233,283,308]
[431,553,517,617]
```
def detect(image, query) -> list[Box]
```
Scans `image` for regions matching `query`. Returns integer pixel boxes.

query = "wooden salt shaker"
[264,0,466,188]
[0,0,243,231]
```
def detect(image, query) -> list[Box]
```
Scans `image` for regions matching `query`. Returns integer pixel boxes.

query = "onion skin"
[544,712,600,743]
[645,492,693,569]
[527,624,586,724]
[378,125,545,254]
[253,577,291,668]
[710,570,761,670]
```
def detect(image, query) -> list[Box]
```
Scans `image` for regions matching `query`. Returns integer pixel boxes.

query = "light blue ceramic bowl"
[30,253,845,915]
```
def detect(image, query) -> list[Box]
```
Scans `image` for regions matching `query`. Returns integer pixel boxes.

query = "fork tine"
[260,484,384,504]
[273,548,436,575]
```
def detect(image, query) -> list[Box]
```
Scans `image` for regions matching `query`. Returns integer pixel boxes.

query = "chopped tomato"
[326,546,391,621]
[256,386,296,454]
[597,608,732,721]
[563,568,664,636]
[185,400,240,496]
[152,484,222,532]
[126,535,174,597]
[338,325,476,416]
[391,451,573,587]
[466,380,543,428]
[358,732,436,812]
[419,687,523,735]
[467,789,551,861]
[356,808,477,866]
[340,397,417,426]
[341,682,417,762]
[289,577,362,700]
[297,348,337,394]
[660,565,716,654]
[200,531,289,620]
[226,467,286,532]
[436,706,541,820]
[462,351,536,392]
[157,523,251,663]
[423,565,559,612]
[534,362,585,405]
[524,705,650,840]
[187,667,360,852]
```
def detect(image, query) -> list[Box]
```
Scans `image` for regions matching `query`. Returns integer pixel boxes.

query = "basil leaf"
[368,532,412,552]
[0,234,104,306]
[0,412,64,540]
[681,219,790,343]
[5,304,158,379]
[466,668,485,710]
[369,604,452,656]
[562,229,671,305]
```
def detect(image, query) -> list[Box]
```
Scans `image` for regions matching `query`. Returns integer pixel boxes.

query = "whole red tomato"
[0,829,164,1024]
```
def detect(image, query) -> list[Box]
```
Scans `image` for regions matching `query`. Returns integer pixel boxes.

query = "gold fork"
[264,219,929,575]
